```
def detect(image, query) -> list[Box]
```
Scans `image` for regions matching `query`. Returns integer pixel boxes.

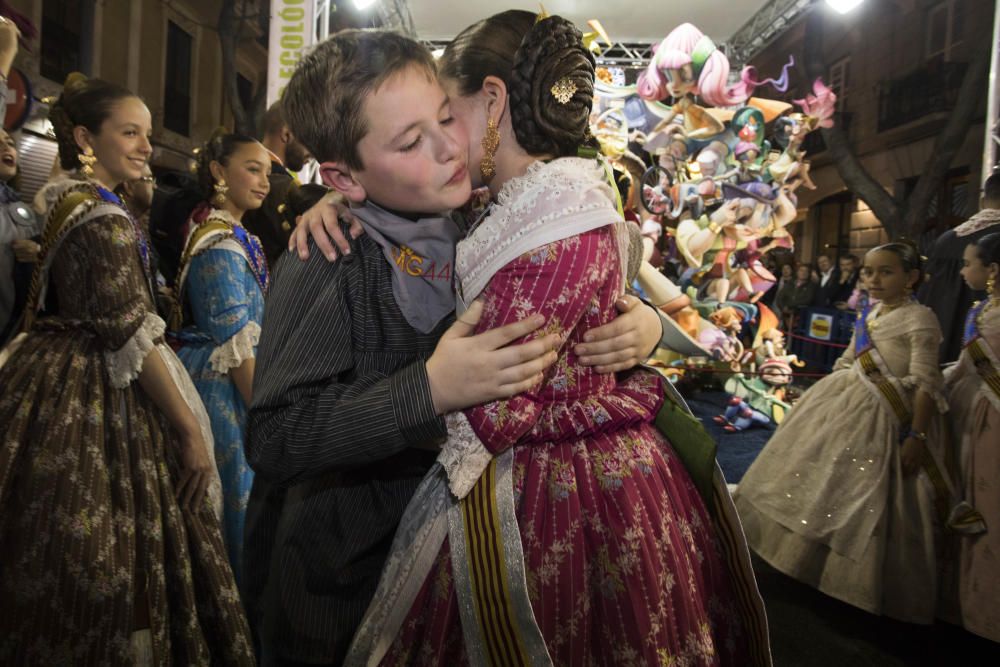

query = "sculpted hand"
[289,190,365,261]
[426,301,560,414]
[710,200,740,227]
[575,295,662,373]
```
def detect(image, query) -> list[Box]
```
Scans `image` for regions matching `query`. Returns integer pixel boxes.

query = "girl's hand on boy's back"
[289,190,365,261]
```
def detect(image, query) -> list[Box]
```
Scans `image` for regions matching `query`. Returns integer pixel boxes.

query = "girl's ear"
[481,75,508,127]
[208,160,226,185]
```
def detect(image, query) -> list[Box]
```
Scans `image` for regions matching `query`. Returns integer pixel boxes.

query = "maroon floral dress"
[378,225,752,665]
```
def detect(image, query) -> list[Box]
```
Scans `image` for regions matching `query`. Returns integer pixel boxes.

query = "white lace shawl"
[441,158,630,498]
[454,157,630,314]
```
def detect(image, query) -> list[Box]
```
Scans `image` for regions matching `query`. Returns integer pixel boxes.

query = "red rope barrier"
[669,365,833,379]
[785,331,850,348]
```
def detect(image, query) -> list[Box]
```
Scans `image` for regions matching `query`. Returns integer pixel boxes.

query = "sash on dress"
[854,298,984,534]
[963,300,1000,412]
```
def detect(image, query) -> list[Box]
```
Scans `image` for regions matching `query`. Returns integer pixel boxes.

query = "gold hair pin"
[550,77,577,105]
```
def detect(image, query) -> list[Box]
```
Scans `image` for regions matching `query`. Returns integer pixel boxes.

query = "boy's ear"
[481,75,508,125]
[318,161,366,204]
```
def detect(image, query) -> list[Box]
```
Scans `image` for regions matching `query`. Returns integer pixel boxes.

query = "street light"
[824,0,864,14]
[353,0,377,10]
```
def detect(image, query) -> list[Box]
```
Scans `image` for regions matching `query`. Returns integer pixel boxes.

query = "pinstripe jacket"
[245,229,450,664]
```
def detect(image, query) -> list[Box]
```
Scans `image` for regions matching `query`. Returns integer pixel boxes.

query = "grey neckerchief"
[351,202,462,334]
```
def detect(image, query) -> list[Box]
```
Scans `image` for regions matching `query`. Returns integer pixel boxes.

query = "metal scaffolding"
[983,0,1000,185]
[725,0,814,66]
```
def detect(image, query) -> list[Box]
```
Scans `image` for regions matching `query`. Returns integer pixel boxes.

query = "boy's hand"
[574,295,662,373]
[426,301,560,414]
[289,191,365,261]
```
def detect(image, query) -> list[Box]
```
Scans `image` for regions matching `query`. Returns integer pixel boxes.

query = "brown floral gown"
[0,179,254,665]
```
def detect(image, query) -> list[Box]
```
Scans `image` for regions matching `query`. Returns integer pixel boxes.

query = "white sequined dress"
[734,301,950,623]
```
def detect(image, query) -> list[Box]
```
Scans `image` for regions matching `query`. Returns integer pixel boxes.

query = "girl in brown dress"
[0,75,253,665]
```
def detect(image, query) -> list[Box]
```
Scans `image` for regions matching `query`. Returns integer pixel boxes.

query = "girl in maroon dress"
[344,12,769,666]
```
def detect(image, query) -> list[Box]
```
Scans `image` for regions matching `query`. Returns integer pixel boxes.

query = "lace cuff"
[208,321,260,375]
[438,412,493,499]
[104,312,165,389]
[900,376,949,414]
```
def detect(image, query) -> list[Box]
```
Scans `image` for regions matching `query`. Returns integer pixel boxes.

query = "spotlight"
[824,0,864,14]
[353,0,377,10]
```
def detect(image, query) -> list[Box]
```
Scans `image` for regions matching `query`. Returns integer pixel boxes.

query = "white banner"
[267,0,316,107]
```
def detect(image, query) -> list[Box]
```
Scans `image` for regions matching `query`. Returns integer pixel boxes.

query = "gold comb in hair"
[551,77,577,104]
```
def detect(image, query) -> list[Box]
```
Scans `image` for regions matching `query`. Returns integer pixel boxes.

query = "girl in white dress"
[735,242,980,623]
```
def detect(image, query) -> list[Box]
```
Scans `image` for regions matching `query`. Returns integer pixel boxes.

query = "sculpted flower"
[793,78,837,128]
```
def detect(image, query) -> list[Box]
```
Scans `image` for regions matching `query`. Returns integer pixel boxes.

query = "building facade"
[747,0,993,261]
[7,0,269,195]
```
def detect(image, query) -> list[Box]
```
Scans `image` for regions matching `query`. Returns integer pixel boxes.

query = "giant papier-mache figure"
[591,22,836,387]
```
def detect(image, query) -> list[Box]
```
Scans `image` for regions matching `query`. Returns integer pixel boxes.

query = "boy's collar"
[360,200,446,223]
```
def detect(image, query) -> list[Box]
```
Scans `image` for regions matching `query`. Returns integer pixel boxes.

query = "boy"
[244,30,561,664]
[246,28,666,664]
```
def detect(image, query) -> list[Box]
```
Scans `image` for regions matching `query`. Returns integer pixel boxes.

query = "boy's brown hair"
[282,29,436,171]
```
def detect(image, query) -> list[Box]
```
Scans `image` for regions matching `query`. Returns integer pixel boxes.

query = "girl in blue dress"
[174,131,271,584]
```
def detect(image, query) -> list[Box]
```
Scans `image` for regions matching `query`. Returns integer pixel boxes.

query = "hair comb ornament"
[551,77,577,104]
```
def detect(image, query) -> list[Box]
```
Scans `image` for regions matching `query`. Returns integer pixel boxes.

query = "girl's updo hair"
[974,232,1000,267]
[868,241,925,289]
[48,73,135,171]
[440,10,596,158]
[193,128,258,201]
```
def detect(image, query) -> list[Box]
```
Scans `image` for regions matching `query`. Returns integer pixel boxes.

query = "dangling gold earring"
[480,117,500,182]
[988,276,996,298]
[78,146,97,178]
[212,179,228,207]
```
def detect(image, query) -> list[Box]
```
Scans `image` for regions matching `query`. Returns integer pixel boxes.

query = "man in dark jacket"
[243,101,316,266]
[921,173,1000,361]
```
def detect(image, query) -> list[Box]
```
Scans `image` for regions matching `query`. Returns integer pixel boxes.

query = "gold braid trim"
[170,219,235,331]
[22,184,102,332]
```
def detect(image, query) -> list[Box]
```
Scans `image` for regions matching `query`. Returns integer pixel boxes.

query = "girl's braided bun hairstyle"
[440,10,596,158]
[192,127,257,201]
[48,72,135,171]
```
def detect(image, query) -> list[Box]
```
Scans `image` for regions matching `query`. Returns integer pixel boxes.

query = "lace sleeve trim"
[104,312,166,389]
[438,412,494,499]
[208,321,260,375]
[900,376,950,414]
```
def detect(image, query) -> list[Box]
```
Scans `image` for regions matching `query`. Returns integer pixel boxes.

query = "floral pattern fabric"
[380,227,750,665]
[176,246,264,585]
[0,206,253,664]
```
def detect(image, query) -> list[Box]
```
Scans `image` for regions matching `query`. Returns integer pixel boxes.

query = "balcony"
[877,61,967,133]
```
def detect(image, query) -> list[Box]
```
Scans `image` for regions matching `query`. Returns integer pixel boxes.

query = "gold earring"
[988,276,996,297]
[78,146,97,178]
[212,179,228,207]
[480,117,500,182]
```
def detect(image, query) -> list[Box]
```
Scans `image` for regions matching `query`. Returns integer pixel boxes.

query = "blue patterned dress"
[176,220,266,586]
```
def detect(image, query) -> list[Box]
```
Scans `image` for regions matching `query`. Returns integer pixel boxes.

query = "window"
[237,74,254,114]
[926,0,965,62]
[41,0,93,81]
[164,21,193,136]
[827,57,850,113]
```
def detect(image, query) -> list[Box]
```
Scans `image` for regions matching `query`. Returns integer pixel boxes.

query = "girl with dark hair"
[0,74,253,663]
[947,232,1000,642]
[345,11,765,665]
[736,242,981,624]
[173,130,271,585]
